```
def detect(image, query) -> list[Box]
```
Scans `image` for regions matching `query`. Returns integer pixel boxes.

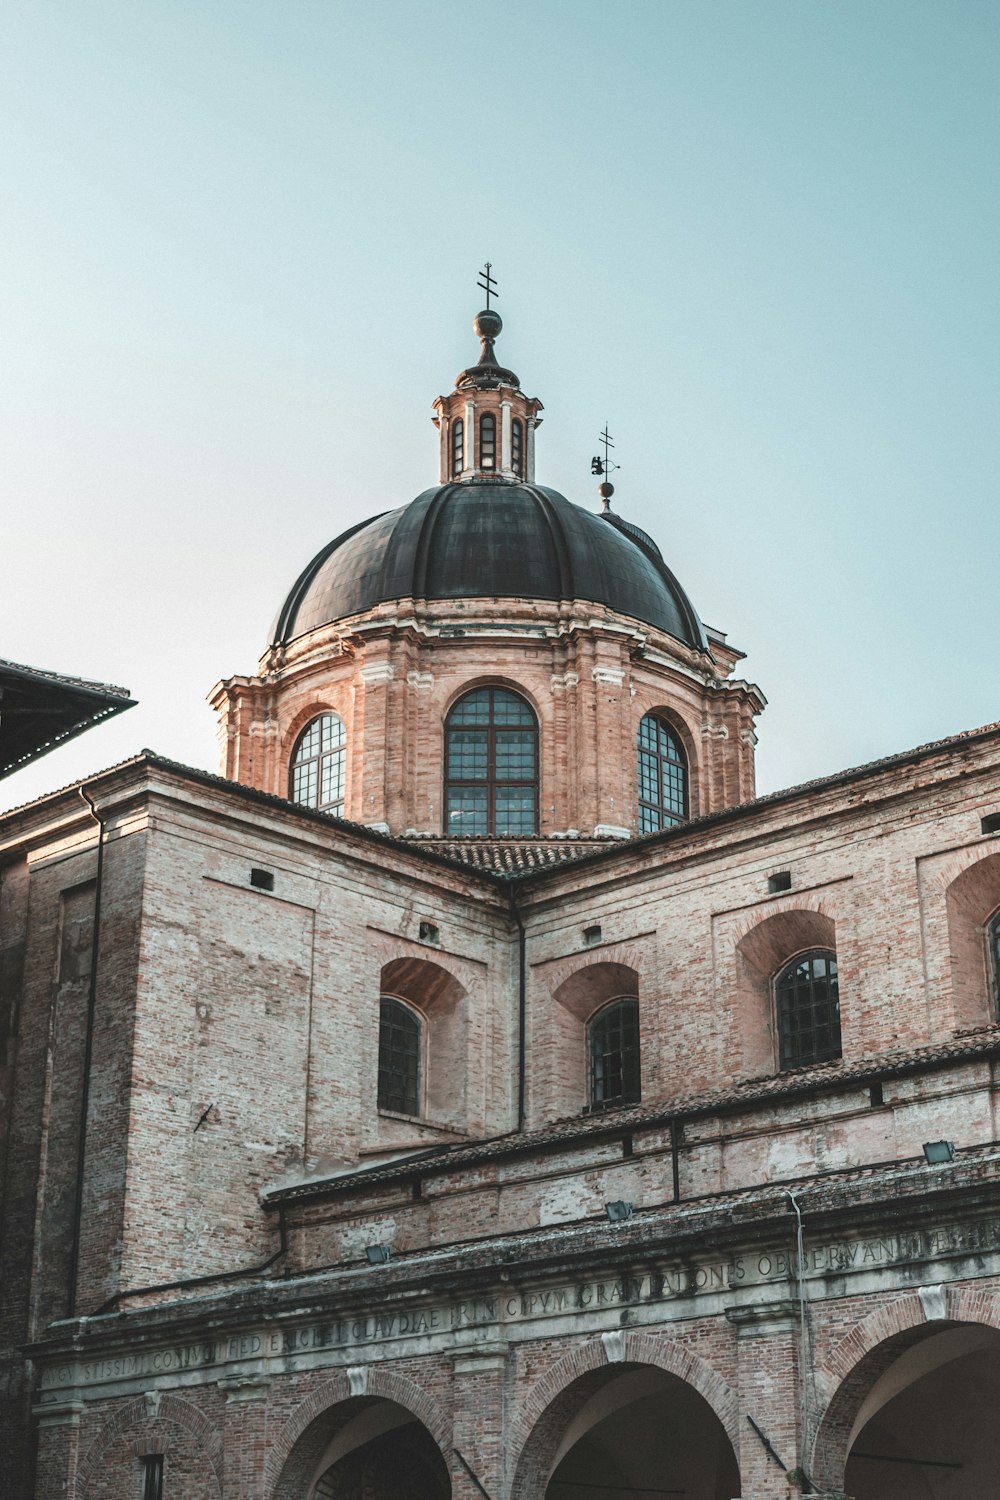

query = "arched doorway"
[816,1321,1000,1497]
[520,1363,740,1500]
[269,1393,451,1500]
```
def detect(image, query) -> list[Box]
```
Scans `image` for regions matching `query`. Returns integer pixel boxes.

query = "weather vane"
[591,425,621,478]
[478,261,498,310]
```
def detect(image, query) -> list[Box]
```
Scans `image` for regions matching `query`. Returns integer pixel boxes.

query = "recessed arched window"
[444,686,538,836]
[479,412,496,470]
[511,418,524,477]
[589,999,640,1110]
[989,910,1000,1019]
[378,997,420,1115]
[775,950,841,1070]
[451,417,464,477]
[637,713,687,833]
[290,712,346,814]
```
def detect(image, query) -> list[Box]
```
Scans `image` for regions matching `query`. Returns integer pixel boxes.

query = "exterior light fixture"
[605,1201,633,1222]
[922,1140,955,1164]
[365,1244,392,1264]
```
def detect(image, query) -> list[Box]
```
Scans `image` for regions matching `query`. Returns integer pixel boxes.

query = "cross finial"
[590,424,621,477]
[477,261,498,310]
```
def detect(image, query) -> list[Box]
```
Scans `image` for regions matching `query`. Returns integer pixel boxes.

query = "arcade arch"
[268,1382,452,1500]
[512,1356,740,1500]
[813,1318,1000,1498]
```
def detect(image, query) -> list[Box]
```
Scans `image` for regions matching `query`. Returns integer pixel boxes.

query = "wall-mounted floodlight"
[365,1244,393,1264]
[605,1201,633,1222]
[922,1140,955,1165]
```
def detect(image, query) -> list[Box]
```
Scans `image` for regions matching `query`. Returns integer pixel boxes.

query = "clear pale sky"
[2,2,998,813]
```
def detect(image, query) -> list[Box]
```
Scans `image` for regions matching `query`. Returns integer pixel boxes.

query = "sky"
[2,1,998,813]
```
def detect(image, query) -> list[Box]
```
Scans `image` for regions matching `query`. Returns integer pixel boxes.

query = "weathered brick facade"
[4,314,1000,1498]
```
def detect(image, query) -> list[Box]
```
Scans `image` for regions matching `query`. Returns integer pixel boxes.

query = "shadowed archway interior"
[841,1324,1000,1499]
[540,1365,739,1500]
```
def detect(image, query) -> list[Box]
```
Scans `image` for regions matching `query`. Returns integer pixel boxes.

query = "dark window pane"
[637,713,686,831]
[290,713,346,815]
[589,1000,640,1109]
[775,950,841,1069]
[378,998,420,1115]
[512,418,523,477]
[142,1456,164,1500]
[480,413,496,469]
[444,687,538,837]
[452,417,464,477]
[446,787,489,834]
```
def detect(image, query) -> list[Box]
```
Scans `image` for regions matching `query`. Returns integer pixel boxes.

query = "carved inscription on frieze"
[40,1216,1000,1391]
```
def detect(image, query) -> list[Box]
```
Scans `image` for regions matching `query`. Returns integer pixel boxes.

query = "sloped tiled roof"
[401,837,617,872]
[0,658,135,780]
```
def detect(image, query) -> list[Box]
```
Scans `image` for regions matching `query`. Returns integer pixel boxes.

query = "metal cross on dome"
[477,262,498,309]
[591,424,621,477]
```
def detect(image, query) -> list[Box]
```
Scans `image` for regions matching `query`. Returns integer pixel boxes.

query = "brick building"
[3,305,1000,1499]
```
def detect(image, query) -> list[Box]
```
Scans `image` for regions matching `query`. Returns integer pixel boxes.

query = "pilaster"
[726,1298,806,1500]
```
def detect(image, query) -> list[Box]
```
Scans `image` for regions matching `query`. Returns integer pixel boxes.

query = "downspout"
[68,786,105,1317]
[786,1189,818,1493]
[509,886,527,1133]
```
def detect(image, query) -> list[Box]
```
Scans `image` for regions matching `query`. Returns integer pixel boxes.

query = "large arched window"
[589,999,640,1111]
[451,417,464,477]
[637,713,687,832]
[445,687,538,836]
[511,417,524,477]
[479,412,496,470]
[378,997,420,1115]
[775,950,841,1070]
[989,910,1000,1019]
[290,712,346,814]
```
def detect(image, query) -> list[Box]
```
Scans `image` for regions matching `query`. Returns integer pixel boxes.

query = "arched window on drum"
[289,713,347,816]
[444,687,538,837]
[637,713,687,832]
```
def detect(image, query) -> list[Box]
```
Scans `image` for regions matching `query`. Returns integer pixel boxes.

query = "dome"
[271,482,708,650]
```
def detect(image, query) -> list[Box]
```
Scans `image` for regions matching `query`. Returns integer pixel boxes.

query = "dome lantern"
[431,272,543,483]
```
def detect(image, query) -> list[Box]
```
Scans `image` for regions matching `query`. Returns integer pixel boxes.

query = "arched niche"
[547,962,640,1118]
[511,1355,740,1500]
[380,956,467,1128]
[945,851,1000,1028]
[734,908,837,1076]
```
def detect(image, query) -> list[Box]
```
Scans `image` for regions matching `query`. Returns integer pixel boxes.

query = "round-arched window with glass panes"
[451,417,464,478]
[444,686,538,837]
[289,712,346,815]
[479,412,496,470]
[511,418,524,478]
[378,997,420,1115]
[989,910,1000,1020]
[588,999,640,1111]
[637,713,687,832]
[775,950,841,1070]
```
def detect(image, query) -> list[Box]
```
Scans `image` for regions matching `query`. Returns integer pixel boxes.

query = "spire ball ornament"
[474,308,502,341]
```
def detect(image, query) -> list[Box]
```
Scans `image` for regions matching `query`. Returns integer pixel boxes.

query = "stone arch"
[76,1392,223,1496]
[810,1287,1000,1486]
[509,1331,740,1500]
[266,1367,453,1500]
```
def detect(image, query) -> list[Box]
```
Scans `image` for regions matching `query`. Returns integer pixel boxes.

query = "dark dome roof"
[272,482,707,650]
